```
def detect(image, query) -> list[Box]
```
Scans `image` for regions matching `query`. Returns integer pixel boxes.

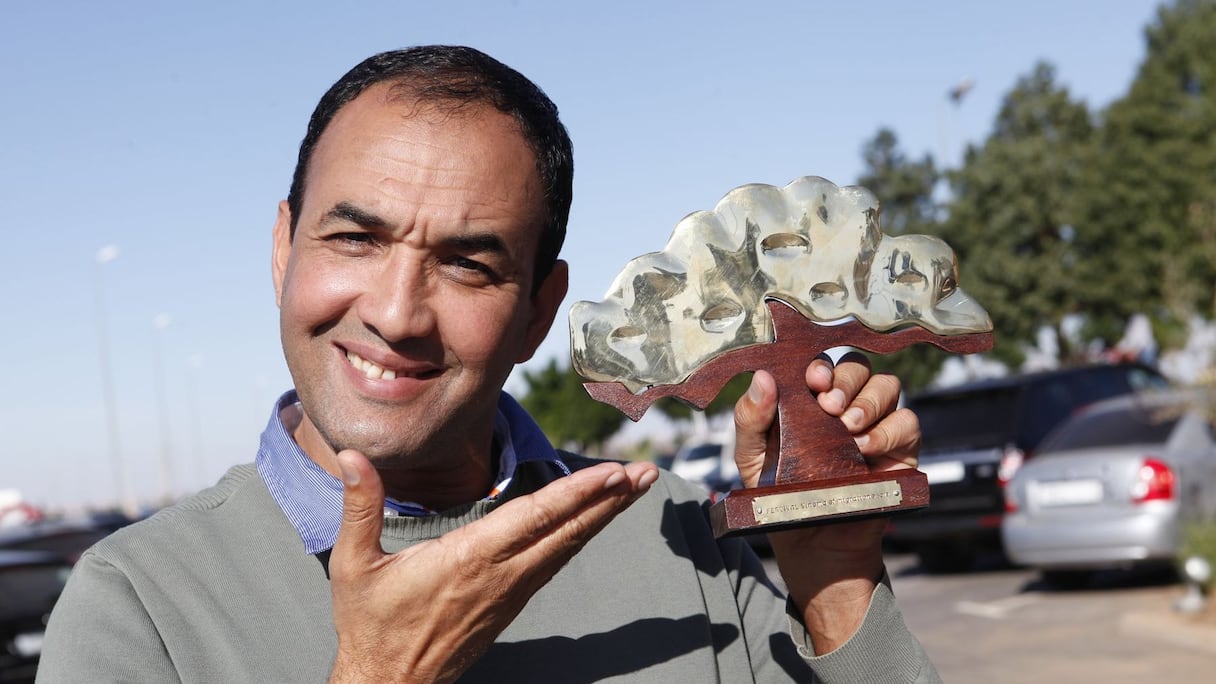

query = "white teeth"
[346,350,392,380]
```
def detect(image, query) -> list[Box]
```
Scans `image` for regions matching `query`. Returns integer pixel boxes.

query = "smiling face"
[272,84,567,500]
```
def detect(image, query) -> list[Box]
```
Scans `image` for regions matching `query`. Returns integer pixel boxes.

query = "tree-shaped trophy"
[570,176,994,537]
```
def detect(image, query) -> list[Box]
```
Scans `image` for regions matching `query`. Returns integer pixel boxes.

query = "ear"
[271,200,293,308]
[517,259,569,363]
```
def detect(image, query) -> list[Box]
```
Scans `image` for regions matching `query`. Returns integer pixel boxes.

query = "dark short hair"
[287,45,573,290]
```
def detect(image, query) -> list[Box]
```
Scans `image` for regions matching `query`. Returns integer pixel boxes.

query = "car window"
[1040,406,1180,451]
[681,444,722,461]
[0,562,71,620]
[1022,380,1079,448]
[1127,367,1171,392]
[911,387,1020,450]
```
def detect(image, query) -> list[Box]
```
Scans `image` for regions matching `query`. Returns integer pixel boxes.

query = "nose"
[357,253,437,343]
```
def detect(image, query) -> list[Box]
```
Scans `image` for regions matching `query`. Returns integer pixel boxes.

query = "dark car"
[0,517,130,681]
[0,550,72,682]
[884,362,1169,572]
[0,521,120,565]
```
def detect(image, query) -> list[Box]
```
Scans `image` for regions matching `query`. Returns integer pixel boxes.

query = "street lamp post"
[152,314,175,504]
[185,354,206,491]
[94,245,133,514]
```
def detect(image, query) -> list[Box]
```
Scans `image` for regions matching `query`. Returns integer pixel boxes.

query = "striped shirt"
[255,390,570,555]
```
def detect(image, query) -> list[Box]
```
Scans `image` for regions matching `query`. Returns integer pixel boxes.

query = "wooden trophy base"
[709,468,929,538]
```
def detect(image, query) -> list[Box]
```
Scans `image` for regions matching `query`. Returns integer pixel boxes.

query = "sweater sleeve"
[37,551,182,683]
[726,538,940,683]
[784,572,943,684]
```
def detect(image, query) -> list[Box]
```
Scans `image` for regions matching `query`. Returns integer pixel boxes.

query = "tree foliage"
[941,62,1095,368]
[1076,0,1216,347]
[518,359,627,453]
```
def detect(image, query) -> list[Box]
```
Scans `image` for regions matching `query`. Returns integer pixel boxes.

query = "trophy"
[569,176,993,537]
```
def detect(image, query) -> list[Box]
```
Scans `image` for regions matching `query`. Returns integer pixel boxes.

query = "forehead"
[302,83,544,230]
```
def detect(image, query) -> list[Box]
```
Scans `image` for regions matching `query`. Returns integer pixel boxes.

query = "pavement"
[1120,607,1216,656]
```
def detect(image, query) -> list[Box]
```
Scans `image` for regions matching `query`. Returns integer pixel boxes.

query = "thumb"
[733,371,777,487]
[332,449,387,569]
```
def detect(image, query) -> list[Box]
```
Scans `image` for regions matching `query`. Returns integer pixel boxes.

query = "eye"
[453,256,491,273]
[445,255,502,285]
[326,232,378,251]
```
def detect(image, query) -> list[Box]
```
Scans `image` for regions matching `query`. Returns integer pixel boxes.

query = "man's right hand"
[326,449,659,683]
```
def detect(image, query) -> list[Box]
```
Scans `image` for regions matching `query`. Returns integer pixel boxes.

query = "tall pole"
[94,245,133,514]
[152,314,174,504]
[186,354,205,491]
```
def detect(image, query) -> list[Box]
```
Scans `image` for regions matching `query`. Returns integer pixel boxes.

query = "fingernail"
[827,388,846,409]
[747,377,763,403]
[336,453,360,487]
[812,365,832,385]
[638,469,659,491]
[843,407,865,429]
[604,469,626,489]
[854,433,870,449]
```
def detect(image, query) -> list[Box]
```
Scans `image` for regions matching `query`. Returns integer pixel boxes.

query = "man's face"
[272,85,566,471]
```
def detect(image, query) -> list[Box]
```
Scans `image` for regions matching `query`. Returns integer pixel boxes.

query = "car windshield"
[911,387,1020,451]
[681,444,722,461]
[1040,406,1180,451]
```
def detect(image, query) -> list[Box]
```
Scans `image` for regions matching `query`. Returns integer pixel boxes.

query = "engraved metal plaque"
[752,482,904,524]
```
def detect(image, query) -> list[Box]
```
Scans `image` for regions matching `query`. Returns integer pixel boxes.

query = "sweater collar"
[255,389,569,555]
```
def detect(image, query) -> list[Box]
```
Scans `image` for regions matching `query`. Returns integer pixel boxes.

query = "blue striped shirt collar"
[255,389,568,555]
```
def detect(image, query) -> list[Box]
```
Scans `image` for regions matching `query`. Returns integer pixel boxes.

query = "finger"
[733,371,777,487]
[332,449,389,571]
[515,462,658,567]
[855,407,921,471]
[816,351,872,416]
[804,355,834,394]
[840,372,902,433]
[470,461,656,564]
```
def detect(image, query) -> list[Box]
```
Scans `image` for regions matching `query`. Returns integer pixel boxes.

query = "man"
[39,46,938,682]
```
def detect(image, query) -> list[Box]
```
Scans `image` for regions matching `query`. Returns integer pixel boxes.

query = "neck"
[291,414,497,511]
[376,449,497,511]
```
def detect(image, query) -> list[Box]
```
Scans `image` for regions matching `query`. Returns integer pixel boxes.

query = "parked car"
[670,434,737,492]
[0,516,131,681]
[1002,391,1216,587]
[0,520,120,565]
[884,363,1169,572]
[0,550,73,682]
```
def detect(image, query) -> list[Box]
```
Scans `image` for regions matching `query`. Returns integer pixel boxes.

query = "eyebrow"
[321,202,391,230]
[444,232,509,256]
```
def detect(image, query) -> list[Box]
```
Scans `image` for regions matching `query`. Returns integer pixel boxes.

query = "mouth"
[342,348,441,381]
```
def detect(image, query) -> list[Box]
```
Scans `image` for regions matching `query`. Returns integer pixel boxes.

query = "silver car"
[1002,391,1216,586]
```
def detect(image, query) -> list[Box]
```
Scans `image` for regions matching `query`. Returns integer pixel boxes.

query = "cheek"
[281,262,362,331]
[443,295,532,363]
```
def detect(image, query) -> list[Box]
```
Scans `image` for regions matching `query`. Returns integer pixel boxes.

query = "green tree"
[1076,0,1216,347]
[857,128,941,236]
[942,62,1095,367]
[518,358,628,453]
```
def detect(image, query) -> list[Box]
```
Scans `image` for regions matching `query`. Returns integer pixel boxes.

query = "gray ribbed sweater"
[37,456,938,682]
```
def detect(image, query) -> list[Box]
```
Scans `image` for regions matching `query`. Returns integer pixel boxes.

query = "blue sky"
[1,0,1163,511]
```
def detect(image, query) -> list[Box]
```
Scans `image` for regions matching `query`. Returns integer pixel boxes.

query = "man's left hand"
[732,352,920,654]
